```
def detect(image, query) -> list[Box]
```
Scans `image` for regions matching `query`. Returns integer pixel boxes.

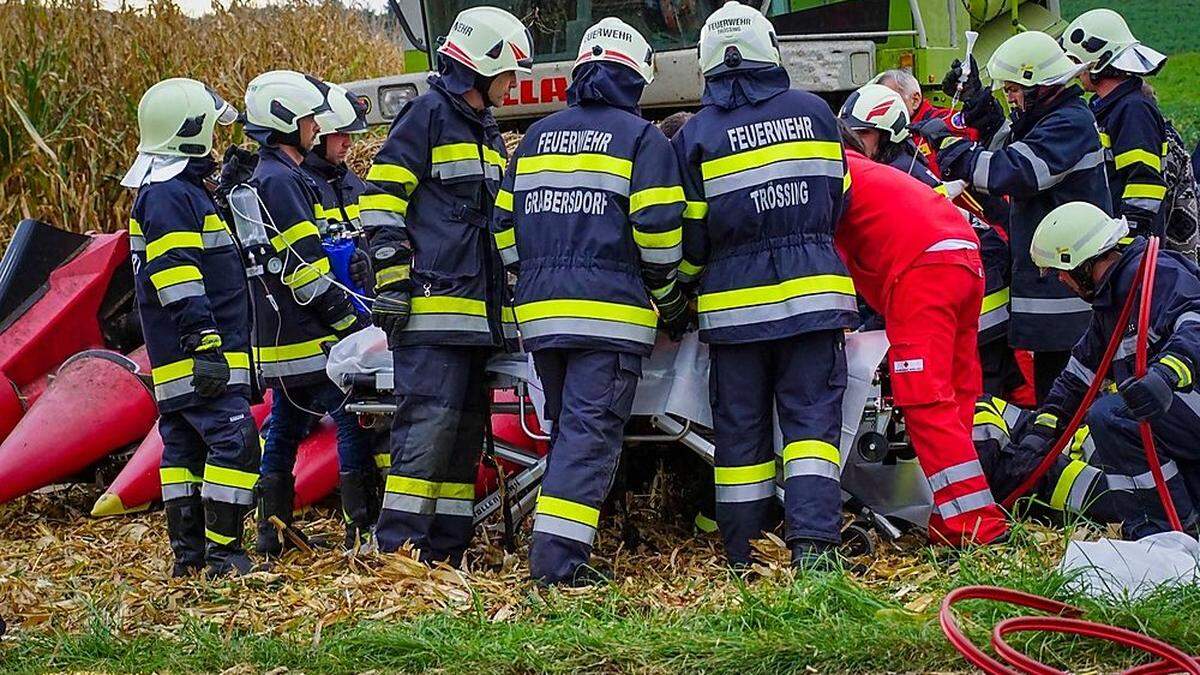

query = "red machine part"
[0,373,22,442]
[475,388,549,498]
[0,348,156,504]
[292,417,338,510]
[0,232,130,422]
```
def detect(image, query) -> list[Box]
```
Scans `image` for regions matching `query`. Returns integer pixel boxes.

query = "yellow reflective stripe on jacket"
[700,140,843,180]
[495,189,514,212]
[514,299,657,326]
[359,192,409,217]
[128,218,144,236]
[494,227,516,249]
[152,352,251,385]
[146,231,203,262]
[697,274,855,313]
[255,336,330,363]
[1113,148,1163,172]
[679,259,704,277]
[933,183,949,197]
[1122,183,1168,200]
[782,440,840,465]
[843,168,852,193]
[516,153,633,178]
[683,200,708,219]
[204,464,258,490]
[269,220,320,252]
[632,226,682,249]
[410,295,487,316]
[1099,132,1111,148]
[481,146,505,170]
[1050,459,1089,511]
[536,494,600,527]
[150,265,202,291]
[202,214,228,232]
[629,185,685,214]
[282,256,331,290]
[714,460,775,485]
[439,482,475,500]
[973,409,1007,432]
[367,162,420,190]
[981,287,1010,316]
[432,142,482,163]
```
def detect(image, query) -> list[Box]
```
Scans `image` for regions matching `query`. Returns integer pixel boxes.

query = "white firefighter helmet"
[839,83,911,143]
[135,77,237,157]
[315,83,369,139]
[121,78,238,188]
[1030,201,1130,271]
[244,70,330,136]
[987,31,1087,89]
[1061,9,1167,76]
[437,6,533,77]
[574,17,656,84]
[698,1,780,76]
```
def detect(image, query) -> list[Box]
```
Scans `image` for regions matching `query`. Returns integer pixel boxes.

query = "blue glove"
[1119,363,1177,420]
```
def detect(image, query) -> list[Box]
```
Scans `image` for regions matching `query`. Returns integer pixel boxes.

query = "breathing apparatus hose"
[1001,236,1183,530]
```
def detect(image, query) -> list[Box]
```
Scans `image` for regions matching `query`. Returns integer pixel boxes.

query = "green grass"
[5,525,1200,673]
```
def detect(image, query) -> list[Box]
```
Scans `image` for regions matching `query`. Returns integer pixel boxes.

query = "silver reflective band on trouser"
[927,460,984,493]
[518,317,657,346]
[359,209,407,229]
[1010,143,1106,191]
[154,368,251,401]
[1064,355,1097,384]
[259,354,327,379]
[202,481,255,506]
[435,497,474,517]
[936,488,996,520]
[532,513,597,546]
[699,293,857,331]
[715,480,775,503]
[432,160,485,181]
[1061,463,1103,513]
[161,482,198,501]
[979,304,1010,332]
[1009,296,1092,315]
[1126,197,1163,213]
[783,457,840,482]
[383,492,435,515]
[1107,461,1179,491]
[512,170,630,196]
[640,244,682,265]
[158,281,206,305]
[702,159,843,198]
[404,314,492,334]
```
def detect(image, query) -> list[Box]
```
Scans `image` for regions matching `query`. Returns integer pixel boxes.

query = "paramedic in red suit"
[835,129,1009,546]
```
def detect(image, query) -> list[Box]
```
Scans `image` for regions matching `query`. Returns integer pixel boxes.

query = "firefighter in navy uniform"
[1062,9,1170,240]
[920,31,1113,402]
[673,1,858,571]
[122,78,258,578]
[982,202,1200,538]
[242,70,366,557]
[494,18,689,585]
[361,7,530,564]
[839,84,1018,396]
[296,82,382,548]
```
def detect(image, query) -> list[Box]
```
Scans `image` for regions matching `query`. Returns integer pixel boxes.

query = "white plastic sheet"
[1060,532,1200,599]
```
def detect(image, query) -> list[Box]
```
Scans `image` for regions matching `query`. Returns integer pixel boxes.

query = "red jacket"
[910,98,978,176]
[836,149,979,312]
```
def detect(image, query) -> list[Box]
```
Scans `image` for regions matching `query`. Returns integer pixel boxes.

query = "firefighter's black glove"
[940,56,982,99]
[313,287,363,339]
[656,286,693,341]
[349,248,374,295]
[909,118,955,152]
[1119,363,1177,421]
[961,89,1005,145]
[372,290,411,348]
[184,333,229,399]
[216,146,257,202]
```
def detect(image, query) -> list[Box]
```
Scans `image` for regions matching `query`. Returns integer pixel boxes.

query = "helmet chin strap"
[1068,258,1100,303]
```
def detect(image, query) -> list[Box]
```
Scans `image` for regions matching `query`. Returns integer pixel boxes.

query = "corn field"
[0,0,406,240]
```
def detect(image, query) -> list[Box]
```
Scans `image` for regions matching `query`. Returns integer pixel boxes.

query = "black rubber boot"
[255,471,295,557]
[165,495,205,578]
[204,498,254,579]
[790,539,841,574]
[340,469,382,550]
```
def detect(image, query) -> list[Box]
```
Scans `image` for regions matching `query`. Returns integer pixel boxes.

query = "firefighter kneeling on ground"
[980,202,1200,539]
[495,18,689,586]
[122,78,259,578]
[835,120,1009,547]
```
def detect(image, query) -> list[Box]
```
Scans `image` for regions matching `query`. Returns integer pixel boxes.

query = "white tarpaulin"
[1061,532,1200,599]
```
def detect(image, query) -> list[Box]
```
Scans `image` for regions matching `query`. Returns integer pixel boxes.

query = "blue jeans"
[260,380,374,474]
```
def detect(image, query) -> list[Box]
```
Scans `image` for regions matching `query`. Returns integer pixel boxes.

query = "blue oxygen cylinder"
[322,237,368,314]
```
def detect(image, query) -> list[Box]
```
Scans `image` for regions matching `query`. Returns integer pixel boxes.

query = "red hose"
[1133,237,1183,531]
[941,585,1200,674]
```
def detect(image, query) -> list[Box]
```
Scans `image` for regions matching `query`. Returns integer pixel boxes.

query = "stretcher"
[328,329,935,545]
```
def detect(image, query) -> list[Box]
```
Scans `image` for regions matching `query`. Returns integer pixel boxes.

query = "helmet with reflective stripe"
[698,1,780,77]
[136,77,237,157]
[839,84,910,143]
[1031,201,1129,271]
[437,6,533,77]
[244,70,331,138]
[1060,9,1166,76]
[315,83,369,139]
[574,17,656,84]
[987,31,1086,89]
